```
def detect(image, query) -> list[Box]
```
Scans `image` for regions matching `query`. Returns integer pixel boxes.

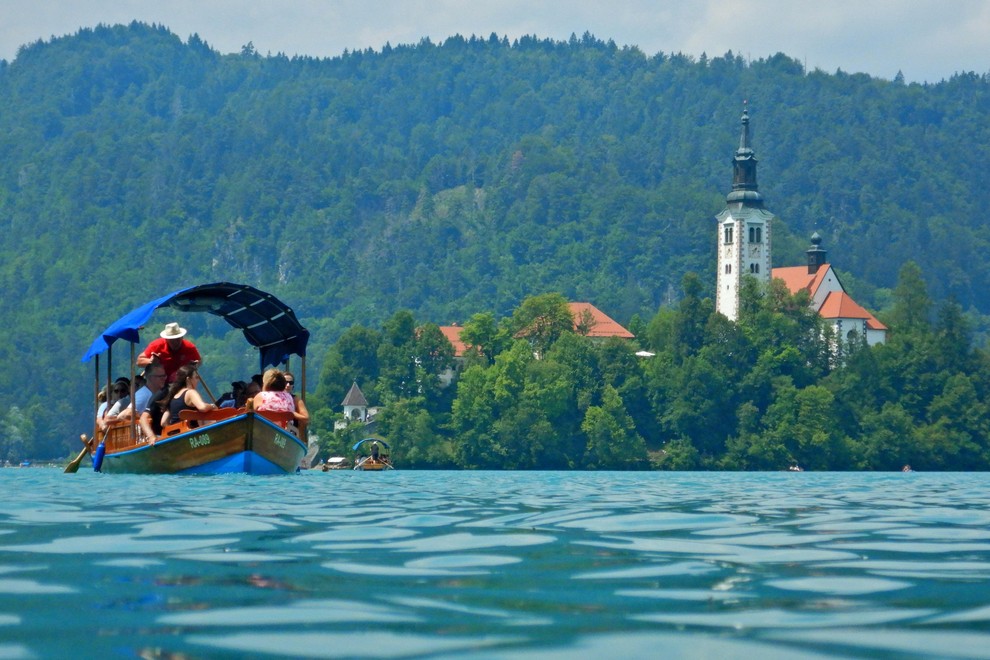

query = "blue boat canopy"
[352,437,390,451]
[82,282,310,369]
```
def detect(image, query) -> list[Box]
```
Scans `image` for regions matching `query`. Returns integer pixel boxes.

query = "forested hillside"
[1,22,988,459]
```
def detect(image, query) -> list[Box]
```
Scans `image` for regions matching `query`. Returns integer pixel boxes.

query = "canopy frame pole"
[129,342,136,442]
[106,348,113,430]
[301,356,307,404]
[93,355,100,440]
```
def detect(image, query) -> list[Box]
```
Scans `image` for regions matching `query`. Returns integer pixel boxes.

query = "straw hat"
[160,322,187,339]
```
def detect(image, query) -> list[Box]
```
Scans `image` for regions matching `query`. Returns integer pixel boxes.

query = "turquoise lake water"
[1,469,989,658]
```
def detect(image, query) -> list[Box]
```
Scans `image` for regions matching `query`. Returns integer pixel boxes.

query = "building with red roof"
[771,234,887,346]
[715,108,886,346]
[437,302,634,383]
[438,324,469,358]
[566,302,635,339]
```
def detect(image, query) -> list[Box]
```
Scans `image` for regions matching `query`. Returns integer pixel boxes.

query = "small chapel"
[715,108,887,346]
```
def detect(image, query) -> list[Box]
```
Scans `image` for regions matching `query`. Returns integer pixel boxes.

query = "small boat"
[79,282,310,475]
[321,456,350,470]
[352,437,393,471]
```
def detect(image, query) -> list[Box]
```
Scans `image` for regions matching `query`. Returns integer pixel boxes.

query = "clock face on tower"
[748,244,760,257]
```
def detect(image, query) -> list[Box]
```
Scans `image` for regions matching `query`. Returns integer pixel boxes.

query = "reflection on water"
[1,470,990,658]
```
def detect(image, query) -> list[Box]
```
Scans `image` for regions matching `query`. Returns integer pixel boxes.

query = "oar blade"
[64,434,91,474]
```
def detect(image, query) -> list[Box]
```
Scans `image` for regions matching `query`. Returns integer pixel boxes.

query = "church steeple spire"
[715,104,774,322]
[727,104,763,206]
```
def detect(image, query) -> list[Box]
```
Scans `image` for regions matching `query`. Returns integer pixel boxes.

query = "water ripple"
[3,470,990,658]
[765,628,990,659]
[389,532,555,553]
[159,599,419,626]
[0,578,75,594]
[765,576,912,595]
[186,631,520,658]
[638,607,934,628]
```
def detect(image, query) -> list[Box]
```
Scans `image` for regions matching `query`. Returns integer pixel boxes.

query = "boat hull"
[98,413,305,475]
[354,458,392,471]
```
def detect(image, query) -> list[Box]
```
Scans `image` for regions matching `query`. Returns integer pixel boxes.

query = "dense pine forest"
[1,22,988,464]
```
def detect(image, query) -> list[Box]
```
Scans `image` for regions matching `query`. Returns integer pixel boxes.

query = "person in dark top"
[139,386,170,443]
[164,364,216,428]
[217,381,246,408]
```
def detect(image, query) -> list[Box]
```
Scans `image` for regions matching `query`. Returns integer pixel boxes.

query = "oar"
[64,434,91,473]
[197,369,218,404]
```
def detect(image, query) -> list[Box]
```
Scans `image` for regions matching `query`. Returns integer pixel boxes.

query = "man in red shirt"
[137,322,202,382]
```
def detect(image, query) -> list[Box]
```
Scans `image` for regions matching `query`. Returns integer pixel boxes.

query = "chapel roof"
[818,292,888,330]
[341,381,368,407]
[440,302,634,356]
[567,302,635,338]
[771,264,834,297]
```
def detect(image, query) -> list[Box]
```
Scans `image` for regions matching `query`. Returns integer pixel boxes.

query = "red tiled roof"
[773,265,887,333]
[568,302,634,338]
[819,291,869,319]
[440,303,633,354]
[818,292,888,330]
[439,325,469,357]
[772,265,832,297]
[866,316,888,331]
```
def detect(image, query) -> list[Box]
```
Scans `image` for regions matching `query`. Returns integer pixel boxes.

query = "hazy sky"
[1,0,988,83]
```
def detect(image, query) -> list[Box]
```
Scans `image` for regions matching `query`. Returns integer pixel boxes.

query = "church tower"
[715,107,774,321]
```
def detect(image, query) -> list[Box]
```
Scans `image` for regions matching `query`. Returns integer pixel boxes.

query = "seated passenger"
[111,377,131,402]
[217,380,247,408]
[139,386,170,443]
[253,369,295,425]
[104,372,157,425]
[244,380,261,408]
[163,364,217,429]
[218,381,247,409]
[283,371,309,435]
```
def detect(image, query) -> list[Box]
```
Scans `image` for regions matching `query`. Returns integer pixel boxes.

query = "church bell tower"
[715,106,774,321]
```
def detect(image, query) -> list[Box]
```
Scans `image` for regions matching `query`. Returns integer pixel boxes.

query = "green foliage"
[458,312,505,365]
[652,438,700,470]
[2,24,990,461]
[509,293,573,358]
[311,265,990,471]
[582,385,648,469]
[1,406,38,462]
[376,397,455,468]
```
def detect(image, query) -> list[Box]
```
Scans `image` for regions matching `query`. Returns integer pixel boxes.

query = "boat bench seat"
[255,410,295,425]
[179,408,242,423]
[161,408,245,438]
[174,408,294,428]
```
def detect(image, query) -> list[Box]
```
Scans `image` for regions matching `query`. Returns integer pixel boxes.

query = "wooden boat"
[80,282,310,475]
[352,437,393,471]
[321,456,350,470]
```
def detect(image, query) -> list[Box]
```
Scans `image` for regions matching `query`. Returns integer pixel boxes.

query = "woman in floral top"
[253,369,296,414]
